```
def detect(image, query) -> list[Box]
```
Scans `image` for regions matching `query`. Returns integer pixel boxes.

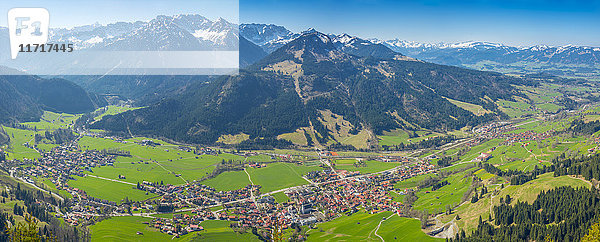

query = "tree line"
[453,186,600,242]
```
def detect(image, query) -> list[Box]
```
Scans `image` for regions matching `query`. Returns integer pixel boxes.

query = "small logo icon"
[8,8,49,59]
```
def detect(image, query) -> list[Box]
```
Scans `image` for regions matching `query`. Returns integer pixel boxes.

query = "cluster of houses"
[4,135,445,238]
[502,130,554,146]
[474,122,554,146]
[141,159,438,237]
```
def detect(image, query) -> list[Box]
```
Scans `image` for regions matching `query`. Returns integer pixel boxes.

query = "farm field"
[201,170,249,191]
[79,136,258,183]
[68,175,156,203]
[193,220,260,241]
[335,160,400,174]
[246,163,322,192]
[201,162,322,192]
[21,111,80,130]
[2,126,46,160]
[377,215,442,241]
[378,129,443,146]
[87,156,186,186]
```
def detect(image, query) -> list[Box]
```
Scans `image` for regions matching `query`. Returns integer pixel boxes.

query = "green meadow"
[68,175,155,203]
[439,173,590,234]
[201,170,250,191]
[335,160,400,174]
[22,111,81,130]
[412,168,475,212]
[307,211,441,241]
[246,163,322,192]
[90,216,197,242]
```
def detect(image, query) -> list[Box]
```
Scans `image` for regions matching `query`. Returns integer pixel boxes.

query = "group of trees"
[0,183,89,241]
[554,153,600,181]
[380,135,457,151]
[570,119,600,135]
[0,126,9,146]
[454,186,600,242]
[481,162,554,183]
[470,186,489,203]
[431,180,449,191]
[510,173,537,185]
[235,137,293,150]
[437,156,453,168]
[34,129,76,145]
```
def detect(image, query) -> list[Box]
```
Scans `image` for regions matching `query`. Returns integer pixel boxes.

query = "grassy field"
[88,156,186,186]
[2,126,47,160]
[90,216,197,242]
[93,106,141,123]
[278,128,312,147]
[246,163,322,192]
[21,111,80,130]
[200,162,322,192]
[272,192,290,203]
[217,133,250,145]
[335,160,400,174]
[496,99,534,118]
[307,211,440,241]
[377,216,442,241]
[378,129,442,146]
[201,170,249,191]
[444,97,492,116]
[193,220,260,241]
[394,173,436,190]
[412,169,475,212]
[68,175,155,203]
[439,173,591,233]
[79,136,257,184]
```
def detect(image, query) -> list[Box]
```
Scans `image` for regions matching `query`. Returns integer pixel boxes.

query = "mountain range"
[50,15,238,51]
[1,16,594,149]
[93,31,534,147]
[240,24,600,68]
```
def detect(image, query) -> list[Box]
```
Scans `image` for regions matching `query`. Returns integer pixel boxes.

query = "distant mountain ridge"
[378,39,600,66]
[49,14,239,51]
[240,24,600,67]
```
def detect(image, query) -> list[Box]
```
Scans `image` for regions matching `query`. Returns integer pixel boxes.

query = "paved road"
[9,169,65,202]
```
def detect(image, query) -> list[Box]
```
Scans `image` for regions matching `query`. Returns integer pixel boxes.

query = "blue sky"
[240,0,600,46]
[1,0,598,46]
[0,0,239,27]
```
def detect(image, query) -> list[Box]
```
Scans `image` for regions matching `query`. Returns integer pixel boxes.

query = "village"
[2,135,440,237]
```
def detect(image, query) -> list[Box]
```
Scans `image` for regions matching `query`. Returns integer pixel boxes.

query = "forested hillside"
[93,31,535,146]
[0,72,100,123]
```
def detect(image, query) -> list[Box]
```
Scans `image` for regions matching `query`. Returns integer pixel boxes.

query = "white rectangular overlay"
[0,0,239,75]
